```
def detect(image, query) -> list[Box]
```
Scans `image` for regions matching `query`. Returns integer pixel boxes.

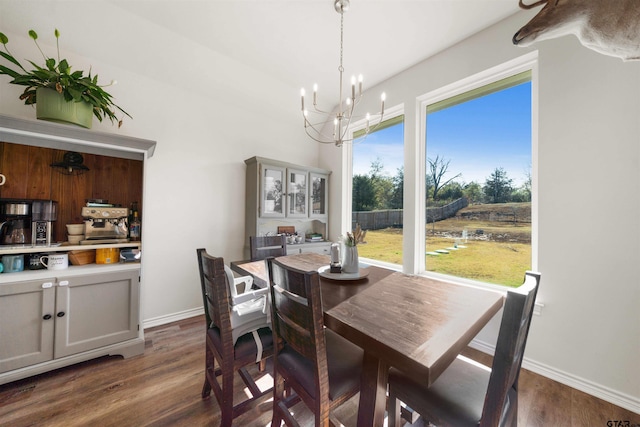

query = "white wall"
[0,1,320,325]
[1,1,638,413]
[322,10,640,412]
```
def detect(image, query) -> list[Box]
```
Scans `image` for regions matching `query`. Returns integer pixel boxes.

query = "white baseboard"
[143,307,203,329]
[469,339,640,414]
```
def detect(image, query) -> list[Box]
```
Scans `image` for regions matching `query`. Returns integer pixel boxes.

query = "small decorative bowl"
[66,224,85,235]
[67,234,84,244]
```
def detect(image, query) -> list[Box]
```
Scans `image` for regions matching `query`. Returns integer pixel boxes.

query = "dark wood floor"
[1,315,638,426]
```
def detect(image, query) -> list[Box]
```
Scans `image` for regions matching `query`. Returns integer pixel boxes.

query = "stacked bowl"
[66,223,85,245]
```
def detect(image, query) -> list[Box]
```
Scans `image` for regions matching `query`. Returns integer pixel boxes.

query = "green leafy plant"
[0,28,131,127]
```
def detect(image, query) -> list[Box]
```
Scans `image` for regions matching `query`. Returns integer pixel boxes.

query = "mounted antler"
[513,0,640,61]
[518,0,549,10]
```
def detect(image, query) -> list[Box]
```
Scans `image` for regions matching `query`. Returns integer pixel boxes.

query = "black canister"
[28,252,46,270]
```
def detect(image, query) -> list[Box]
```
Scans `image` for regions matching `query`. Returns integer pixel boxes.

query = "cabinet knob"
[43,314,52,320]
[56,311,66,318]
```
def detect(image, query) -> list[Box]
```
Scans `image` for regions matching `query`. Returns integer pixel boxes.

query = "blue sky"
[353,82,532,187]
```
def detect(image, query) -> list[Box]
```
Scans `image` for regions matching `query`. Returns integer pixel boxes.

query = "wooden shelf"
[0,242,141,255]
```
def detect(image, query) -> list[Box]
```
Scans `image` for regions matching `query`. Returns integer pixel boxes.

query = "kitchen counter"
[0,242,141,283]
[0,262,140,284]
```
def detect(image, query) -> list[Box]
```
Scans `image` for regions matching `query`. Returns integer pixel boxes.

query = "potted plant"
[0,28,131,128]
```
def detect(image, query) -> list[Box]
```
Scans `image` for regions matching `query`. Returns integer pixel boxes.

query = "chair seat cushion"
[388,357,491,427]
[208,326,273,361]
[278,329,363,401]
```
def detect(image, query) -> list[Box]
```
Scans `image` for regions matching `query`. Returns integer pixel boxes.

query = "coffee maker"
[0,199,59,246]
[31,200,58,246]
[0,199,32,245]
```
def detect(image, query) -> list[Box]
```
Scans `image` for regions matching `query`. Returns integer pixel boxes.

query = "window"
[351,115,404,265]
[423,71,533,287]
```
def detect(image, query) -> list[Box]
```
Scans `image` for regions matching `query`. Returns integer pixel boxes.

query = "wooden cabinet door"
[0,278,55,373]
[54,270,139,359]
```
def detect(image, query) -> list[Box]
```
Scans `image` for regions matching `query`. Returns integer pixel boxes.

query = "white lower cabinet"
[0,268,142,381]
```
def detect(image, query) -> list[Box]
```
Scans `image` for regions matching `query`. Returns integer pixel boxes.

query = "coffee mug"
[28,253,46,270]
[2,254,24,273]
[40,253,69,270]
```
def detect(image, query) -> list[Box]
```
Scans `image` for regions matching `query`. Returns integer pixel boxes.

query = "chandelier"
[300,0,386,147]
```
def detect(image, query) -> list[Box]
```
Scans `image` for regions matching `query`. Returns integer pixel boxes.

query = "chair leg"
[388,388,401,427]
[202,346,213,398]
[220,361,235,427]
[202,378,211,398]
[272,375,286,427]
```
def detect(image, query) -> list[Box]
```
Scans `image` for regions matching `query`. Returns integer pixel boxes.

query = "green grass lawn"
[357,226,531,287]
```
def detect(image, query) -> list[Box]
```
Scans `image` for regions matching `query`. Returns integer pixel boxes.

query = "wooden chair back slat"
[250,235,287,261]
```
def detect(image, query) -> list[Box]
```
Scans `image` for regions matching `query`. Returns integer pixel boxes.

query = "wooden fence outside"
[352,198,469,230]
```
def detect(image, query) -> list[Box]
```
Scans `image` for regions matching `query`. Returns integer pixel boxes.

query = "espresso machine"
[80,206,129,244]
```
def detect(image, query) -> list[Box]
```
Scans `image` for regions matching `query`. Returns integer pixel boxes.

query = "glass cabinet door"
[260,165,285,217]
[310,172,328,218]
[287,169,307,218]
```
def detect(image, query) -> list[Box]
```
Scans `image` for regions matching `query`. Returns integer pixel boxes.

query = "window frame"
[416,51,539,288]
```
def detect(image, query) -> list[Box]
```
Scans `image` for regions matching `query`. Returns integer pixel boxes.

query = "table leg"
[357,351,389,427]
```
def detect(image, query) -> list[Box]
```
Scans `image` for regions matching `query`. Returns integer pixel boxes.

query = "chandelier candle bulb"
[301,88,305,110]
[313,84,318,104]
[358,74,363,94]
[351,75,356,98]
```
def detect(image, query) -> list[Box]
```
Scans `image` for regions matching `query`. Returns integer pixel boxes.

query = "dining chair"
[388,271,542,427]
[196,248,274,427]
[250,235,287,261]
[266,256,364,427]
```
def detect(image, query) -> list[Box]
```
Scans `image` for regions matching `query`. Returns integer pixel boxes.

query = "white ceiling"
[109,0,522,94]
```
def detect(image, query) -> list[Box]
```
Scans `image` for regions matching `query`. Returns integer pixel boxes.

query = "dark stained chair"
[388,271,542,427]
[266,256,364,427]
[196,248,274,427]
[250,235,287,261]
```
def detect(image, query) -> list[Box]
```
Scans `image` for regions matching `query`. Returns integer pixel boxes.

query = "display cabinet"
[245,156,331,258]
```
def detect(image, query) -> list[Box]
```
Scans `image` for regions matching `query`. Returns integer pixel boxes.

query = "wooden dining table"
[231,252,504,427]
